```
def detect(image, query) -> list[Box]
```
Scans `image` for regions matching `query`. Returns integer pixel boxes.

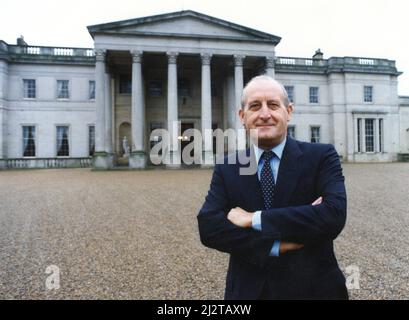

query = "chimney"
[17,35,27,46]
[313,49,323,60]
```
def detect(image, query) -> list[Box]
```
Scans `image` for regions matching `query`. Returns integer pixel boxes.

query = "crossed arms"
[197,145,347,267]
[227,196,322,255]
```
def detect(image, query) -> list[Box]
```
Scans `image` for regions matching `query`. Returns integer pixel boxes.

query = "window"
[22,126,36,157]
[89,81,95,100]
[23,79,36,98]
[119,75,131,94]
[178,79,191,97]
[365,119,375,152]
[56,126,69,156]
[356,117,383,153]
[287,125,296,139]
[89,126,95,156]
[148,80,163,97]
[311,126,320,143]
[364,86,373,103]
[309,86,319,103]
[284,86,294,103]
[57,80,69,99]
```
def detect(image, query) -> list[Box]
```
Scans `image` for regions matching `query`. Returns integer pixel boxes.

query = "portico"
[87,10,280,169]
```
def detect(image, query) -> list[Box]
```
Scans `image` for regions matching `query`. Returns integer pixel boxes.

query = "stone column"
[110,76,115,153]
[129,50,147,168]
[374,118,380,153]
[104,73,112,154]
[166,52,180,168]
[93,49,113,169]
[95,49,105,153]
[226,75,236,130]
[359,118,365,154]
[354,117,359,153]
[265,56,275,78]
[234,55,246,150]
[201,53,213,166]
[225,74,237,154]
[346,112,355,161]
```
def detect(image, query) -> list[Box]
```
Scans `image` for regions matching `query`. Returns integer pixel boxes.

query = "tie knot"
[262,150,275,162]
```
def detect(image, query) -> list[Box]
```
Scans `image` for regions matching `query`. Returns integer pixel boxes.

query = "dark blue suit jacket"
[197,137,347,299]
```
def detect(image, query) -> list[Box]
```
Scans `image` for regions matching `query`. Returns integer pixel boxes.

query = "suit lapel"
[238,147,264,210]
[273,137,303,208]
[236,138,303,210]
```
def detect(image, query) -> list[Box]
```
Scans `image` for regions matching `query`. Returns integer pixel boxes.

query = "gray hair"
[241,75,290,108]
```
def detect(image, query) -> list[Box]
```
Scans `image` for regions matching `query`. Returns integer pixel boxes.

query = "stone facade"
[0,10,407,169]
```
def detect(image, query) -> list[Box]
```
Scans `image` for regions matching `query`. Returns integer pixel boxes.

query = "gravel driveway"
[0,163,408,299]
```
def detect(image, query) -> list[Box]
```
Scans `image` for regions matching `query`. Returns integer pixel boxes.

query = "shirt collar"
[253,137,287,164]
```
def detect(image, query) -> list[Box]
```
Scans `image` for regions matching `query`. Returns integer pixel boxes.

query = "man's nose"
[258,104,271,119]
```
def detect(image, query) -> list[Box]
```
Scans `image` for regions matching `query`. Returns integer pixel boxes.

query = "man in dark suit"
[197,75,348,300]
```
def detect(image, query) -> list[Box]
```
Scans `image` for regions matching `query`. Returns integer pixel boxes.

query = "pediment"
[118,16,259,39]
[88,10,280,44]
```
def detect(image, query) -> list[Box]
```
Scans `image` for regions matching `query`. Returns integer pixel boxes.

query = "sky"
[1,0,408,95]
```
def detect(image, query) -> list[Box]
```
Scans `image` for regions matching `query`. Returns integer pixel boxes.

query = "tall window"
[119,75,131,94]
[22,126,36,157]
[309,87,319,103]
[89,81,95,100]
[365,119,375,152]
[148,80,163,97]
[284,85,294,103]
[356,117,383,153]
[287,125,296,139]
[89,126,95,156]
[57,80,69,99]
[311,126,320,143]
[364,86,373,103]
[56,126,69,156]
[178,79,191,97]
[23,79,36,98]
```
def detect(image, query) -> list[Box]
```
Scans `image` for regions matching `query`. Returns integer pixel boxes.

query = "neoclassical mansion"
[0,10,408,169]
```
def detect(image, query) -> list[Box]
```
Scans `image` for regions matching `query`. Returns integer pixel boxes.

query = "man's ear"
[286,104,294,122]
[239,107,246,126]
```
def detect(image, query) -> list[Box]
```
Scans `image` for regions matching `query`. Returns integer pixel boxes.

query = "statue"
[122,136,130,156]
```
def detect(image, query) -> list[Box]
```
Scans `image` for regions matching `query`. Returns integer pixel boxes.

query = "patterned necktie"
[260,151,276,210]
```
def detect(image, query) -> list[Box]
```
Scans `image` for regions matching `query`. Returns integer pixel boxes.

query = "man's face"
[239,80,293,149]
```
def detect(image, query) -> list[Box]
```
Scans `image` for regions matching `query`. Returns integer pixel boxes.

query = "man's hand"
[279,242,304,254]
[279,196,323,254]
[227,207,254,228]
